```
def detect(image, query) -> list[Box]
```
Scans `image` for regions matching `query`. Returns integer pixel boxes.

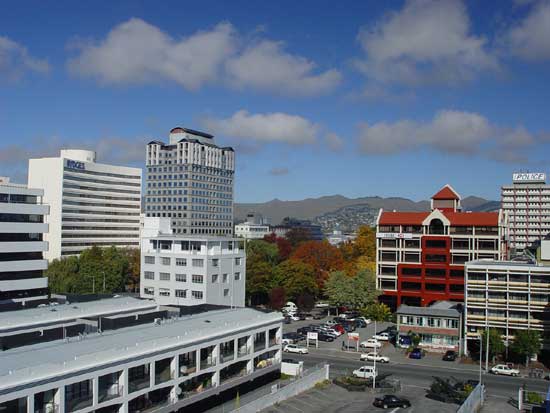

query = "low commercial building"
[0,177,49,305]
[140,218,246,307]
[235,222,270,239]
[0,304,282,413]
[396,301,462,353]
[465,245,550,353]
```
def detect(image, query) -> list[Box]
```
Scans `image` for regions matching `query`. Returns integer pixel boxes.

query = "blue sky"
[1,0,550,202]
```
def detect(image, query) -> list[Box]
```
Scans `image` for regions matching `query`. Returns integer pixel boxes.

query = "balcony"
[128,365,150,393]
[179,352,197,377]
[98,372,123,403]
[178,372,214,399]
[155,358,173,385]
[200,346,216,369]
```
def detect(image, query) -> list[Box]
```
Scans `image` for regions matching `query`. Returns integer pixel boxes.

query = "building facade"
[28,150,142,260]
[0,305,282,413]
[0,177,49,304]
[140,218,246,307]
[501,172,550,254]
[376,185,507,309]
[465,256,550,353]
[396,301,462,353]
[144,127,235,236]
[234,222,271,239]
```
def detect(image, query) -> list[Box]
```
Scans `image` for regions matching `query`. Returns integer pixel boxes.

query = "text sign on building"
[307,332,318,341]
[513,172,546,183]
[376,232,413,239]
[66,160,85,170]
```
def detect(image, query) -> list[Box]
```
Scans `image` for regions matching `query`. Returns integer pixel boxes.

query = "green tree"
[246,239,279,265]
[296,292,315,312]
[272,260,317,301]
[350,269,380,308]
[324,271,353,308]
[121,247,140,292]
[361,303,392,322]
[269,287,286,310]
[512,330,541,366]
[46,255,80,293]
[481,329,505,362]
[324,269,379,309]
[246,260,273,305]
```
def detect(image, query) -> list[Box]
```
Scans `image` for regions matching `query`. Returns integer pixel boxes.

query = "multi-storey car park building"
[501,172,550,254]
[0,177,49,305]
[376,185,507,309]
[28,150,142,260]
[140,218,245,307]
[464,242,550,354]
[145,127,235,236]
[0,297,282,413]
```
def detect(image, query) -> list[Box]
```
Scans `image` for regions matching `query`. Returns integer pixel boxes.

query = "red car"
[333,324,345,334]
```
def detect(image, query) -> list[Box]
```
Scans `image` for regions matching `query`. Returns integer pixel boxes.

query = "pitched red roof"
[432,185,460,200]
[379,211,499,227]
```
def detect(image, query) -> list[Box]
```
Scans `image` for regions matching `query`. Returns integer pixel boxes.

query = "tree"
[246,239,279,265]
[246,261,273,305]
[349,269,380,308]
[46,255,80,293]
[324,271,353,308]
[296,292,315,312]
[285,227,311,248]
[122,248,141,292]
[324,269,379,309]
[272,260,317,301]
[340,226,376,276]
[512,330,541,366]
[291,240,344,290]
[269,287,286,310]
[263,234,292,261]
[361,303,392,322]
[481,329,505,362]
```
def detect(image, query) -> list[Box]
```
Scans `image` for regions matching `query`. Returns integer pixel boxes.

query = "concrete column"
[150,361,155,388]
[172,354,179,380]
[92,376,99,407]
[57,385,65,413]
[27,394,34,413]
[196,349,201,372]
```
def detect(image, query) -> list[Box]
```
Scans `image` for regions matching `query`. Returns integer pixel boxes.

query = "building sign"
[376,232,413,239]
[67,160,85,170]
[513,172,546,183]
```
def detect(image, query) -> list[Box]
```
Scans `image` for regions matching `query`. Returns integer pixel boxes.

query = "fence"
[457,383,485,413]
[230,364,330,413]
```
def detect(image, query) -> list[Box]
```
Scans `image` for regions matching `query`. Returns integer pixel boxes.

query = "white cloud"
[358,109,536,162]
[506,0,550,60]
[67,18,236,90]
[202,110,318,145]
[0,36,49,81]
[324,133,344,151]
[355,0,498,86]
[225,40,341,95]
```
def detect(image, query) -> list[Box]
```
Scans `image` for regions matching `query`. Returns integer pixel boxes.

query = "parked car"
[373,332,391,341]
[283,344,308,354]
[312,313,324,320]
[373,395,411,409]
[342,341,358,350]
[283,316,291,324]
[356,317,371,325]
[282,302,298,313]
[409,348,423,359]
[360,352,390,363]
[352,365,377,379]
[321,328,341,337]
[289,314,301,321]
[332,324,345,334]
[442,350,457,361]
[360,339,382,349]
[315,302,330,308]
[354,319,367,328]
[490,364,520,376]
[317,333,335,342]
[398,335,412,348]
[325,320,338,326]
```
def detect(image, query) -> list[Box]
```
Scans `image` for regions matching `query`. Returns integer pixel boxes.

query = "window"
[427,317,441,327]
[160,272,170,281]
[234,272,241,281]
[192,291,203,299]
[212,274,218,283]
[144,287,154,295]
[65,380,93,412]
[144,256,155,264]
[175,289,186,298]
[425,239,446,249]
[175,273,186,282]
[159,288,170,297]
[176,258,187,266]
[224,289,229,297]
[212,258,219,267]
[447,319,459,329]
[223,273,228,283]
[144,271,154,280]
[235,257,241,265]
[192,274,203,284]
[192,259,204,267]
[161,257,171,266]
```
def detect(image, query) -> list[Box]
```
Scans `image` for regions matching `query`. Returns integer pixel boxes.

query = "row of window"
[400,315,460,329]
[144,271,241,283]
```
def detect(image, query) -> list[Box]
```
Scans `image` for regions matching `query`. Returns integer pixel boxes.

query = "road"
[290,349,549,399]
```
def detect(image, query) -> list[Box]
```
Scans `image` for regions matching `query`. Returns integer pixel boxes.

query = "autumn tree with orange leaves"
[290,240,344,290]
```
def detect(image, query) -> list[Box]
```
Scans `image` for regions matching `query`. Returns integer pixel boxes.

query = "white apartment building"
[465,249,550,352]
[28,150,142,260]
[235,222,271,239]
[0,306,282,413]
[140,218,245,307]
[501,172,550,254]
[145,127,235,236]
[0,177,49,304]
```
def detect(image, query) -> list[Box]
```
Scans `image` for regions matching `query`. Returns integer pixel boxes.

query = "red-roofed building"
[376,185,507,309]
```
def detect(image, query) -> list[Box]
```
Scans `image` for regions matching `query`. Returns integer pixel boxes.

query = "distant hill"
[235,194,499,230]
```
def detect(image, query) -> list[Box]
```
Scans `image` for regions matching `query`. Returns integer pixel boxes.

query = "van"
[282,302,298,313]
[352,366,377,379]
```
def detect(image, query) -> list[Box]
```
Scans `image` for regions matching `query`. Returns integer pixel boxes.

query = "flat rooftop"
[466,259,549,269]
[396,303,460,318]
[0,296,157,334]
[0,308,282,392]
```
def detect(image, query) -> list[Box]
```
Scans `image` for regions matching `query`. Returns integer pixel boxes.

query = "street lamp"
[373,320,377,390]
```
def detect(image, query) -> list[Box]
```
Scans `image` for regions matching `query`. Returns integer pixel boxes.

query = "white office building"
[140,218,246,307]
[0,304,282,413]
[234,222,271,239]
[501,172,550,254]
[28,150,142,260]
[0,177,49,304]
[145,127,235,236]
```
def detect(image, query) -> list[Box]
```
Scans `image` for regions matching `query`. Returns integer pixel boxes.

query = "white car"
[360,339,382,349]
[490,364,520,376]
[360,352,390,363]
[325,320,337,326]
[352,365,378,379]
[373,332,390,341]
[281,338,293,345]
[289,314,301,321]
[284,344,309,354]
